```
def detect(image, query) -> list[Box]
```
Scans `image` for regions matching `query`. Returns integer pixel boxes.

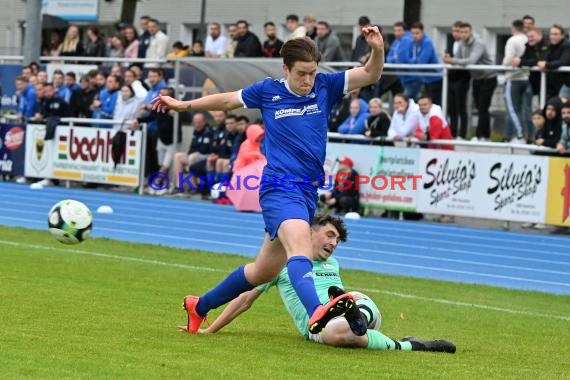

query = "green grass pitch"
[1,226,569,379]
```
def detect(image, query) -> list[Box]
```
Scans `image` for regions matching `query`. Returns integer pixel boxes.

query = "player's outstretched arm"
[199,289,263,334]
[347,26,385,92]
[151,91,243,113]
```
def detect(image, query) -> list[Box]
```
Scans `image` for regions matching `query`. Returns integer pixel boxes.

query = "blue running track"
[0,182,569,295]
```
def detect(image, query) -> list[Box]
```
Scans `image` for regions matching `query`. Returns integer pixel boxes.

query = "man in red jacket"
[417,95,454,150]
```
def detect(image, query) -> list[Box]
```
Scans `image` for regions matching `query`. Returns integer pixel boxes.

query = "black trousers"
[472,76,498,139]
[448,79,470,138]
[425,80,443,107]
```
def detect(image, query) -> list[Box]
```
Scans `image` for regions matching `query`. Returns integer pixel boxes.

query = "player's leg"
[185,234,287,333]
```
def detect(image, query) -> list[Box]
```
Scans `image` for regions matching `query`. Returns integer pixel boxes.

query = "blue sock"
[207,171,216,183]
[287,256,321,316]
[195,266,254,317]
[215,172,223,184]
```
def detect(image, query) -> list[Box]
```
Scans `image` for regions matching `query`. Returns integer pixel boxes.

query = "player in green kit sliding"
[184,215,456,353]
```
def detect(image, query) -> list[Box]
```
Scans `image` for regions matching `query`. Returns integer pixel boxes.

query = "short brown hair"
[313,215,348,242]
[281,37,321,70]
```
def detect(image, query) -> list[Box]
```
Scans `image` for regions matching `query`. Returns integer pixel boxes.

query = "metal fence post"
[540,71,547,109]
[138,123,147,196]
[441,65,449,117]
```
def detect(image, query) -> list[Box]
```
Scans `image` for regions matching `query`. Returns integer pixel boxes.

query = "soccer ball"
[349,291,382,330]
[48,200,93,244]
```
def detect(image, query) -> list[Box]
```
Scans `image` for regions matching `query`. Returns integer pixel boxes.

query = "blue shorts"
[259,185,318,241]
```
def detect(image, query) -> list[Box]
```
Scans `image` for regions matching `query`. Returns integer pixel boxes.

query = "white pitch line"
[0,239,568,322]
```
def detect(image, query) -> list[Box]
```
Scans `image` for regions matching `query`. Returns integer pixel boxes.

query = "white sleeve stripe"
[343,71,350,94]
[237,89,248,109]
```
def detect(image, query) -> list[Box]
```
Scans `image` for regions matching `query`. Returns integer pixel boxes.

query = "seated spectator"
[417,95,454,150]
[364,98,391,138]
[52,70,71,103]
[262,22,284,58]
[232,124,265,172]
[387,93,421,140]
[285,14,307,40]
[530,109,545,143]
[133,87,181,194]
[229,115,249,170]
[208,114,241,204]
[205,22,227,58]
[536,97,563,148]
[320,156,359,214]
[91,74,121,127]
[329,89,368,132]
[167,41,190,58]
[190,40,205,56]
[338,98,369,136]
[34,82,70,122]
[123,69,148,99]
[556,102,570,153]
[15,76,37,121]
[172,113,213,192]
[69,75,96,118]
[114,85,143,127]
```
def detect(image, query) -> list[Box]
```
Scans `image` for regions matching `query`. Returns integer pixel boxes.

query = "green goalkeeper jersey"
[256,257,344,337]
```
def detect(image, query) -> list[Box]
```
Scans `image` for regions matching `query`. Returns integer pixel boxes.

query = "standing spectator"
[315,21,345,62]
[351,16,371,64]
[337,98,369,136]
[205,22,227,58]
[91,74,121,126]
[364,98,391,138]
[407,22,442,104]
[107,34,127,61]
[52,70,71,103]
[37,71,48,84]
[60,25,84,57]
[42,31,62,57]
[536,97,563,148]
[387,93,421,140]
[138,15,152,59]
[113,85,143,127]
[285,14,307,40]
[145,18,169,65]
[417,95,454,150]
[140,68,167,175]
[538,25,570,99]
[447,21,471,139]
[85,26,106,59]
[443,22,497,140]
[133,87,182,194]
[35,82,69,120]
[385,22,413,96]
[208,113,240,185]
[503,20,529,143]
[262,22,284,58]
[65,72,81,94]
[15,76,37,120]
[303,15,317,40]
[123,26,140,60]
[69,75,96,118]
[514,26,549,141]
[522,15,535,32]
[234,20,263,57]
[223,24,238,58]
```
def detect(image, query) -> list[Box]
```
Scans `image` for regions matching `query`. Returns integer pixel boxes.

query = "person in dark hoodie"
[234,20,263,57]
[536,97,563,148]
[538,25,570,99]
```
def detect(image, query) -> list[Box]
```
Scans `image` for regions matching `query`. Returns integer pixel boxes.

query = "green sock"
[367,330,412,351]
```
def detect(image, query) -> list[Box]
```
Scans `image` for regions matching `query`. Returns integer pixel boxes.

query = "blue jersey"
[239,72,348,182]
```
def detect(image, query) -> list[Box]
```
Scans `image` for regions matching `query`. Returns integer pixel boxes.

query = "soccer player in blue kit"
[152,26,385,336]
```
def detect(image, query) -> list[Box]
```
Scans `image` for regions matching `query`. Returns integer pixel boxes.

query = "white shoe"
[470,137,479,142]
[15,176,27,184]
[521,223,534,228]
[533,223,548,230]
[510,137,526,144]
[155,188,168,196]
[36,179,53,187]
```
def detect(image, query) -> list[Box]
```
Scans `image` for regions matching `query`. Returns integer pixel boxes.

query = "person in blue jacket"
[338,98,370,136]
[15,76,37,120]
[406,22,443,105]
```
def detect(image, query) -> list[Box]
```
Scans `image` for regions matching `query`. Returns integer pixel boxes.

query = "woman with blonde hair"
[364,97,391,137]
[60,25,84,57]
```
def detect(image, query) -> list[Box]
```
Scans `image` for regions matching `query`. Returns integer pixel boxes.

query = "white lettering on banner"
[0,153,13,172]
